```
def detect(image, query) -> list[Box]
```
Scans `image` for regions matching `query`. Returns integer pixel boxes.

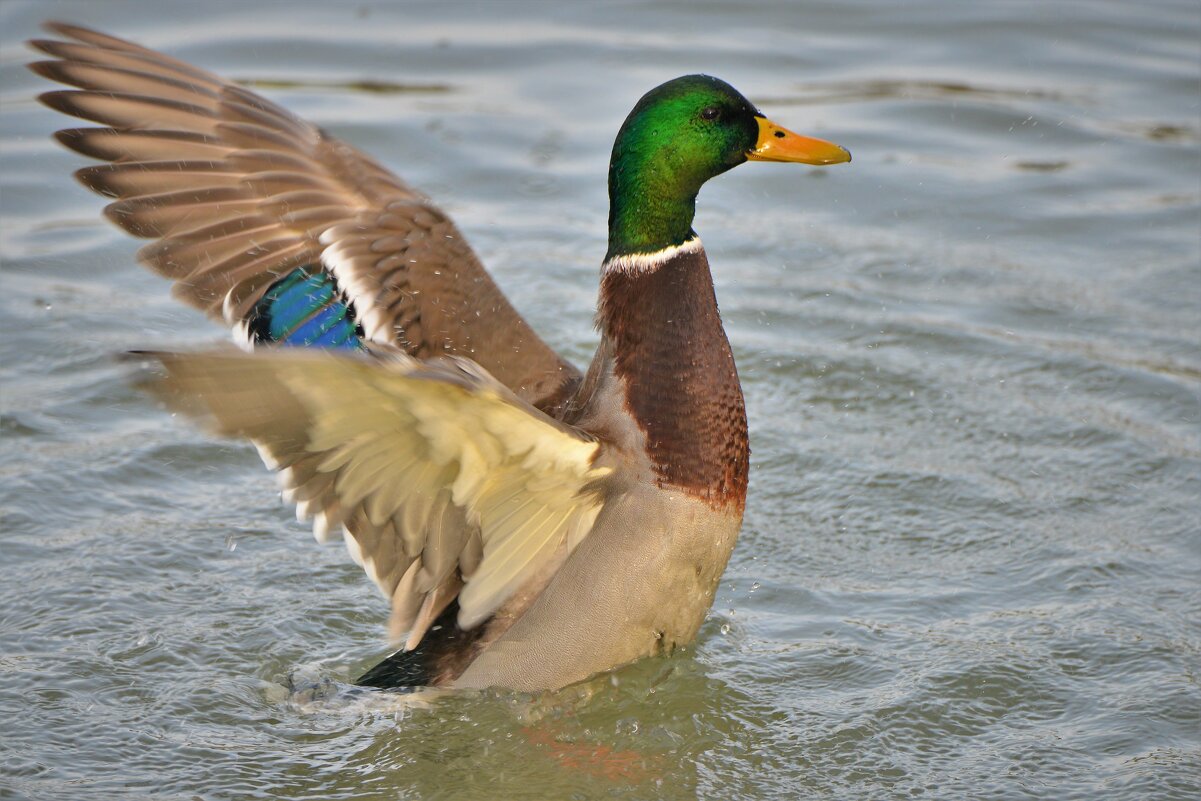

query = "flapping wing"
[30,22,581,409]
[135,347,610,647]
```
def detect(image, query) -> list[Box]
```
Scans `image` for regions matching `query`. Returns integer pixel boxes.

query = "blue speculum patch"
[249,267,364,350]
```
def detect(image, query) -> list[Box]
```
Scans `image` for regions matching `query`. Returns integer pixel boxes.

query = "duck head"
[607,74,850,260]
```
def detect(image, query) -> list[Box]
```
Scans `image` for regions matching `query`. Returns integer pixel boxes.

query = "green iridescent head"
[606,74,850,260]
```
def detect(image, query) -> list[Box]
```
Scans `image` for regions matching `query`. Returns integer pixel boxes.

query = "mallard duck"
[30,22,849,692]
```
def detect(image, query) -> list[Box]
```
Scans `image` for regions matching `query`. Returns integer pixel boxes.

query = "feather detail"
[130,348,610,647]
[31,23,580,410]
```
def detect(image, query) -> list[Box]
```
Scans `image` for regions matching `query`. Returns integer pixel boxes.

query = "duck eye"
[699,106,721,121]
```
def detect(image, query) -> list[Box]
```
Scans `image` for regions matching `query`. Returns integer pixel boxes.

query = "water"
[2,1,1198,798]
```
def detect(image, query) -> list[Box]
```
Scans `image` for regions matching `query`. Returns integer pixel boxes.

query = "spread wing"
[30,22,581,409]
[134,347,610,647]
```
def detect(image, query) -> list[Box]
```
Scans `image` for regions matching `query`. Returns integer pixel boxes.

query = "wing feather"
[32,23,581,409]
[134,347,609,645]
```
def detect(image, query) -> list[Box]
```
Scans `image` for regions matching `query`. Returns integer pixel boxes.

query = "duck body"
[30,24,848,692]
[451,239,749,691]
[363,238,749,690]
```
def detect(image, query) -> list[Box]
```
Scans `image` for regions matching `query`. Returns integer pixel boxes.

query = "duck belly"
[453,487,742,691]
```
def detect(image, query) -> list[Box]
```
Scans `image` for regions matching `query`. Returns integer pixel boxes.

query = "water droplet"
[616,718,640,736]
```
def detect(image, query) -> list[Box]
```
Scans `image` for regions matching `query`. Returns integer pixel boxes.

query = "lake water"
[1,1,1198,799]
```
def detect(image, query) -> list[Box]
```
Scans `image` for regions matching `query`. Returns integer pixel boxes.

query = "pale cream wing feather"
[136,348,609,645]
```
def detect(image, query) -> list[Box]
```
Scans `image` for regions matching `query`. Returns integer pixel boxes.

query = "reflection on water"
[237,77,453,95]
[1,0,1198,799]
[761,78,1088,106]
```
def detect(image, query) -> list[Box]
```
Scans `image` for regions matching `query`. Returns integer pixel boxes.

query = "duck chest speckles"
[598,242,749,511]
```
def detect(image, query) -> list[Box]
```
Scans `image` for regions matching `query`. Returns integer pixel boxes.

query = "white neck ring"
[601,236,703,275]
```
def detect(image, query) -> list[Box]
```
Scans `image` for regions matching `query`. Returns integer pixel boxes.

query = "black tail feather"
[355,646,430,689]
[355,601,488,689]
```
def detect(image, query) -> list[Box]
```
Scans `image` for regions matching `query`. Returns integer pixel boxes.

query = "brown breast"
[597,244,749,511]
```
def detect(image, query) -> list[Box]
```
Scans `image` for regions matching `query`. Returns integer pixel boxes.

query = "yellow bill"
[747,116,851,165]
